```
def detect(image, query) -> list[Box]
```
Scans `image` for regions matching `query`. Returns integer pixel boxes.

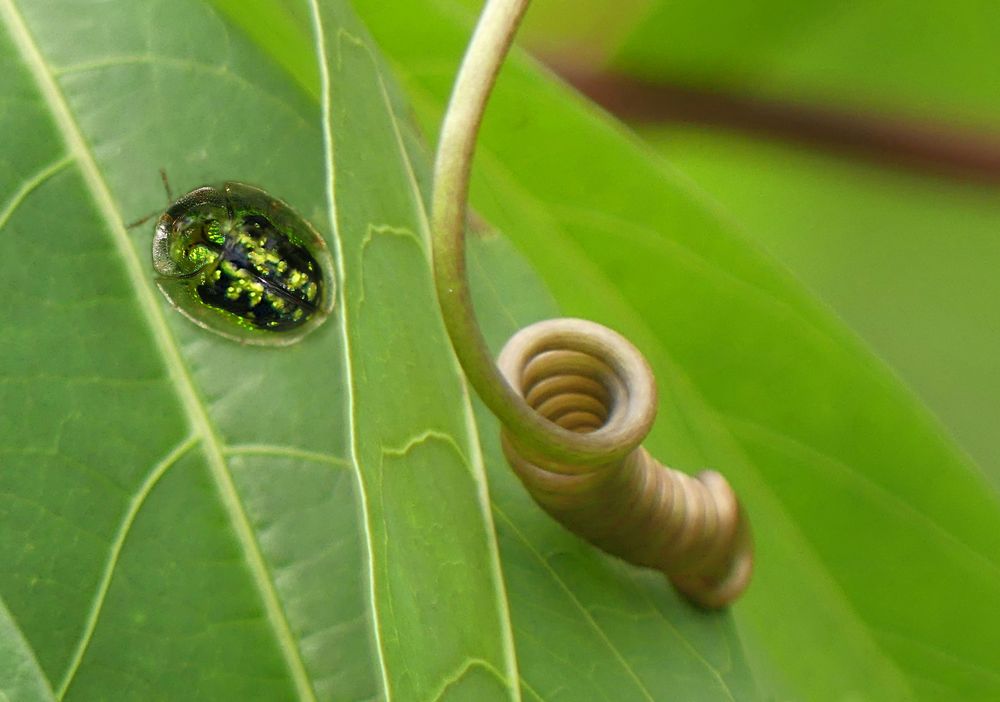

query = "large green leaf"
[5,0,999,701]
[598,0,1000,486]
[353,1,1000,700]
[639,125,1000,488]
[0,0,518,698]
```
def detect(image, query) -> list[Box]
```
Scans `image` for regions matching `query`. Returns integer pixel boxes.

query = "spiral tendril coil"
[497,320,753,608]
[430,0,753,608]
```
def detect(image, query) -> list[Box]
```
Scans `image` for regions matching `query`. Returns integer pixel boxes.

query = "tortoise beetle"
[151,182,335,345]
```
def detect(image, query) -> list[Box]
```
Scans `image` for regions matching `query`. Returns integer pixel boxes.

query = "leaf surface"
[352,1,1000,699]
[639,126,1000,488]
[604,0,1000,487]
[0,0,516,699]
[4,0,999,700]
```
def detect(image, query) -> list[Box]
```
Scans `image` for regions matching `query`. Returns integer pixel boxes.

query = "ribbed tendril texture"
[497,319,753,608]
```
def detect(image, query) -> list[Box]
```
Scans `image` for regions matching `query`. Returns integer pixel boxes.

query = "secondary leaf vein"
[224,444,351,468]
[491,506,656,701]
[0,153,73,232]
[56,435,199,700]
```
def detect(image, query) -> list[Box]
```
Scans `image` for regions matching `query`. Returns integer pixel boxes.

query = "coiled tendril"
[431,0,753,607]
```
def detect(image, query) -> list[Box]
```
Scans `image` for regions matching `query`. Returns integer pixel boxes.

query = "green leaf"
[0,0,516,699]
[5,0,999,701]
[604,0,1000,488]
[353,1,1000,700]
[466,235,758,702]
[638,125,1000,489]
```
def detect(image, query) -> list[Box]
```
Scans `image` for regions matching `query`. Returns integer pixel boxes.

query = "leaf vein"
[51,54,313,132]
[306,5,390,699]
[427,657,506,702]
[224,444,350,468]
[367,39,522,696]
[0,153,73,233]
[381,429,465,461]
[56,434,199,699]
[491,506,656,701]
[0,3,319,698]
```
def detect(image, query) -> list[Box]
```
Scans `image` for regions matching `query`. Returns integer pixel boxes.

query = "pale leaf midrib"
[368,60,522,699]
[305,2,391,700]
[0,2,316,699]
[308,11,522,700]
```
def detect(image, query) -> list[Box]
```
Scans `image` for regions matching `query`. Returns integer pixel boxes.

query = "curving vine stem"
[430,0,752,608]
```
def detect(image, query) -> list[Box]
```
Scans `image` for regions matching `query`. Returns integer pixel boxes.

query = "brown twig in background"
[548,61,1000,184]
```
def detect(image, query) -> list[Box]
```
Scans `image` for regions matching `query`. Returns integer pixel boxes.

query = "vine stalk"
[431,0,753,608]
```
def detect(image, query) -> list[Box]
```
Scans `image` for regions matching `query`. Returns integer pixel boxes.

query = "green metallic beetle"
[152,182,335,345]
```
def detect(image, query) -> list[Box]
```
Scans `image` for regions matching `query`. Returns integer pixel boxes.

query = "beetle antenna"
[126,210,159,229]
[127,169,175,228]
[160,168,173,202]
